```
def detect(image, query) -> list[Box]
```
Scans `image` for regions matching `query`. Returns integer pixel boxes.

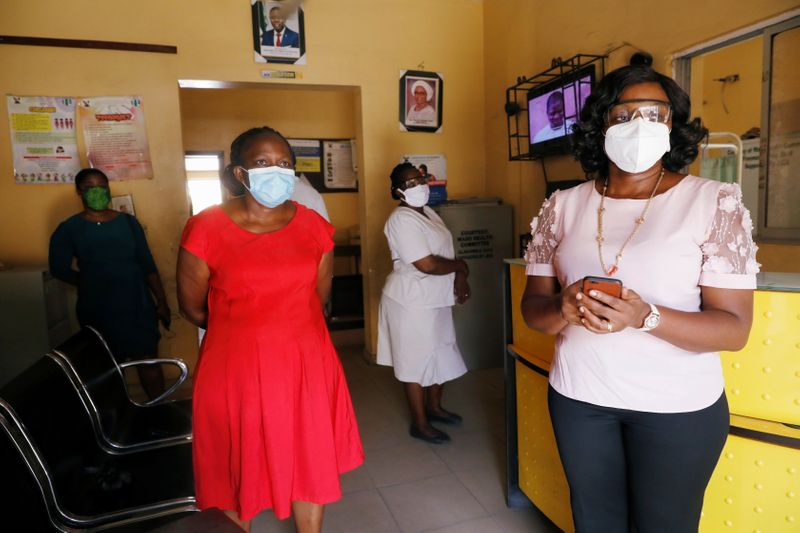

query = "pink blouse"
[525,176,759,413]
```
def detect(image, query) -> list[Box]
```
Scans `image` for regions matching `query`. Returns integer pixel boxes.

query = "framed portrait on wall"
[251,0,307,65]
[111,194,135,216]
[399,70,443,133]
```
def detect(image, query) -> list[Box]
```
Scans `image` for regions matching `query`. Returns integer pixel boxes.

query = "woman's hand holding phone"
[557,279,587,326]
[577,276,650,334]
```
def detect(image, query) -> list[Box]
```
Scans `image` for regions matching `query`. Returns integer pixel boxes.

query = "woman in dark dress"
[49,168,170,399]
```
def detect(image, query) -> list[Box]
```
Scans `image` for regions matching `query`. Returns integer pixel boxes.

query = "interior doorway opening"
[177,81,366,334]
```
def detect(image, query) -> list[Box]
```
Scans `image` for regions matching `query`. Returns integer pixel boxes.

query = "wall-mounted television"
[527,64,595,158]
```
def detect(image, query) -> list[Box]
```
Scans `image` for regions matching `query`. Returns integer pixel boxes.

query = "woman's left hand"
[157,302,172,330]
[454,272,471,304]
[578,287,649,334]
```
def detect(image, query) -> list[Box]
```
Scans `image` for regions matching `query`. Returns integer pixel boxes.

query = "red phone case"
[582,276,622,298]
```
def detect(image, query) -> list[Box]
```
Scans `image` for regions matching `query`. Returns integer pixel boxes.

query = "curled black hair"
[74,168,109,191]
[572,65,708,177]
[389,162,417,200]
[223,126,296,195]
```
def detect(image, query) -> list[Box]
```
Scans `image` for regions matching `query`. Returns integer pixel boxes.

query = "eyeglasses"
[400,175,428,189]
[606,99,672,126]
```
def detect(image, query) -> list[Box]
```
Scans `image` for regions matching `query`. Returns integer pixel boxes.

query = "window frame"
[672,11,800,243]
[758,16,800,242]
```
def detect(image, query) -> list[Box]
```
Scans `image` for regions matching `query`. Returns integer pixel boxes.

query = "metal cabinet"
[0,268,78,387]
[435,200,513,370]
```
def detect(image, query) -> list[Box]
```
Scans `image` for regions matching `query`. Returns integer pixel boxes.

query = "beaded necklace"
[596,169,664,276]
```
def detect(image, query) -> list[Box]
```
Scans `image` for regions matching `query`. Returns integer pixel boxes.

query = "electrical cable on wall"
[713,74,740,114]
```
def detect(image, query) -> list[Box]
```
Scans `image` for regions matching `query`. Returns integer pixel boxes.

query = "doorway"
[177,81,365,330]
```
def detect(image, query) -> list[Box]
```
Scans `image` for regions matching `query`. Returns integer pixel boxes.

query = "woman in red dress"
[177,126,363,532]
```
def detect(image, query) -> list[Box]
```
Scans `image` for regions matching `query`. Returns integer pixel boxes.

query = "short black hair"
[419,164,428,171]
[390,162,416,200]
[572,65,708,178]
[547,91,564,107]
[74,168,108,191]
[223,126,295,195]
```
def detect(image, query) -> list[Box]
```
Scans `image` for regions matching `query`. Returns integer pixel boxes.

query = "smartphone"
[582,276,623,298]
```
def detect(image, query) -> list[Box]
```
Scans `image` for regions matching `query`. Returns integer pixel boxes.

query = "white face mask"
[401,184,430,207]
[604,118,671,174]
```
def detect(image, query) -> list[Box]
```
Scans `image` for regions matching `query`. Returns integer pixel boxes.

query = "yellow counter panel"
[701,424,800,532]
[514,358,573,532]
[722,290,800,426]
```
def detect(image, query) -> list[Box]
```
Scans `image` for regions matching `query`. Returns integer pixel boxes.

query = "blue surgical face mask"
[243,166,296,208]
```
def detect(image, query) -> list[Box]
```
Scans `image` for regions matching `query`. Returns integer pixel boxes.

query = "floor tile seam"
[363,454,451,480]
[361,440,430,453]
[418,513,501,533]
[371,479,405,533]
[448,467,494,518]
[371,469,456,490]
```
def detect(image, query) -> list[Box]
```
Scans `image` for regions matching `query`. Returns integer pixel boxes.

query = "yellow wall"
[756,243,800,272]
[483,0,800,255]
[691,37,763,136]
[0,0,487,361]
[179,85,360,243]
[2,1,798,367]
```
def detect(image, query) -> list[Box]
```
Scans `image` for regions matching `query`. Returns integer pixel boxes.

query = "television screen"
[528,64,595,158]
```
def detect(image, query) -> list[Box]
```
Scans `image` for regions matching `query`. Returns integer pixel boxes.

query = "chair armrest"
[119,358,189,406]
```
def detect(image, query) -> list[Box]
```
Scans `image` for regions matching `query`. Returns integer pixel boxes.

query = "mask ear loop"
[233,165,253,192]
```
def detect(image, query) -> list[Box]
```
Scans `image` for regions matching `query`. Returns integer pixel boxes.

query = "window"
[184,152,223,215]
[760,18,800,240]
[674,12,800,242]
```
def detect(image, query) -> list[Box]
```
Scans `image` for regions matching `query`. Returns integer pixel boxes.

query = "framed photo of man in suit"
[251,0,307,65]
[399,70,443,133]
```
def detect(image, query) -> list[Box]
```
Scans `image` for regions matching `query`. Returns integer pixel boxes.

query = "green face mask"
[83,186,111,211]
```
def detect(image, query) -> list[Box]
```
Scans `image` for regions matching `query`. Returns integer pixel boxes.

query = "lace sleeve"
[699,183,760,288]
[524,193,559,276]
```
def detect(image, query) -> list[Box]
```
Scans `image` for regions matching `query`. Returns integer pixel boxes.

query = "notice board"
[288,138,358,193]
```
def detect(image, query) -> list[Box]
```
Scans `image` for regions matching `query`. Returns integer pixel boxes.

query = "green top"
[49,213,160,359]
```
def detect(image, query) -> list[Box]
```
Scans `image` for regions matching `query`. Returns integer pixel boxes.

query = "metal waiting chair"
[51,327,192,453]
[0,355,195,530]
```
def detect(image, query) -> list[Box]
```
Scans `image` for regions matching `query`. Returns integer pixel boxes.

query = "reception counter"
[503,260,800,532]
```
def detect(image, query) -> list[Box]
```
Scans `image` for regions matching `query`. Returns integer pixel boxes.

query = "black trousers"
[548,386,729,533]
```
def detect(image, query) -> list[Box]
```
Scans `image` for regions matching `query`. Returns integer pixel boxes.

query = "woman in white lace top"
[521,65,759,533]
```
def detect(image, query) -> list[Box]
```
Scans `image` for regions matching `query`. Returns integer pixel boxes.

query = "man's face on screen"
[547,98,565,129]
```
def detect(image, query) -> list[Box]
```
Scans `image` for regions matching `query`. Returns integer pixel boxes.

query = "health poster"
[78,96,153,180]
[399,154,447,185]
[7,95,81,184]
[323,140,357,189]
[288,139,321,173]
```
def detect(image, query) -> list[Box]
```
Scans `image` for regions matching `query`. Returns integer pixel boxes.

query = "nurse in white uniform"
[377,162,470,444]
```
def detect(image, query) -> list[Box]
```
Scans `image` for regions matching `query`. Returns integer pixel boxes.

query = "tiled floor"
[251,330,562,532]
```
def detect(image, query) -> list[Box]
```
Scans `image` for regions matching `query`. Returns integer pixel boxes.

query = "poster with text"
[78,96,153,180]
[7,95,81,184]
[288,139,321,173]
[323,140,357,189]
[252,0,306,65]
[399,154,447,185]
